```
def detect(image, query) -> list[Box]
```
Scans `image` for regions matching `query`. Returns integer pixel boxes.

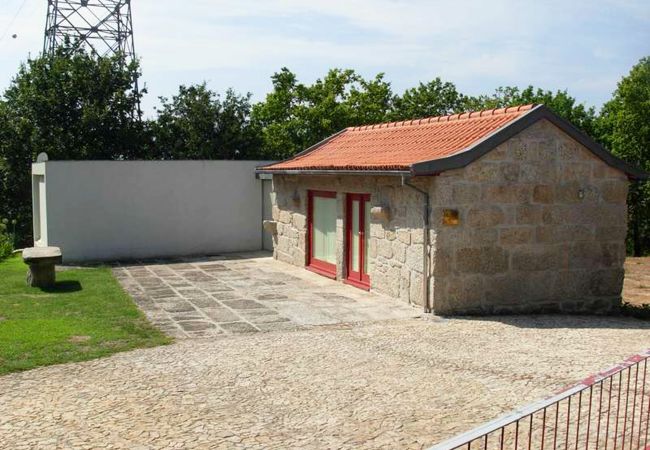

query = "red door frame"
[345,193,371,290]
[307,190,337,279]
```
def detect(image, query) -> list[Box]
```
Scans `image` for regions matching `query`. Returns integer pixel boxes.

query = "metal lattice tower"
[43,0,140,114]
[44,0,136,60]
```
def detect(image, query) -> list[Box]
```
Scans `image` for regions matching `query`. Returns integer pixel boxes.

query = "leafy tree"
[463,86,598,135]
[251,68,354,159]
[0,43,146,245]
[346,73,394,124]
[0,217,16,259]
[251,68,395,159]
[251,70,603,162]
[392,78,465,120]
[150,83,259,160]
[597,57,650,256]
[3,44,146,160]
[0,99,32,245]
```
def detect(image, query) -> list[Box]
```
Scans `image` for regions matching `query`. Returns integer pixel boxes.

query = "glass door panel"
[351,200,360,272]
[364,200,370,275]
[346,193,370,289]
[308,191,337,277]
[312,195,337,264]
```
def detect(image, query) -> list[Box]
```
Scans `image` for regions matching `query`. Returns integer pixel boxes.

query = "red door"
[346,193,370,290]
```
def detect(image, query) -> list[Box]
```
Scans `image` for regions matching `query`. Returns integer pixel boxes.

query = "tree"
[150,84,259,160]
[346,73,394,124]
[0,99,32,245]
[250,68,395,159]
[598,57,650,256]
[0,43,146,245]
[250,71,603,162]
[392,78,465,120]
[463,86,598,136]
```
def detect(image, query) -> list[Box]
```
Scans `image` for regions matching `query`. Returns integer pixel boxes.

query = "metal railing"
[429,350,650,450]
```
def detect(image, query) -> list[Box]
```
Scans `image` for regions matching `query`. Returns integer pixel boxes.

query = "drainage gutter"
[401,175,432,314]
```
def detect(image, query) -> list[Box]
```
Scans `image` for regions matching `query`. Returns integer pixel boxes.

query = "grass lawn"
[0,255,171,375]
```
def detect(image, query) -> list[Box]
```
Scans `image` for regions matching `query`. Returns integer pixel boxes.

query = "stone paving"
[112,252,421,338]
[1,316,649,449]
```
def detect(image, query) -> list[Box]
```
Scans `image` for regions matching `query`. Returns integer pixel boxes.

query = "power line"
[0,0,29,43]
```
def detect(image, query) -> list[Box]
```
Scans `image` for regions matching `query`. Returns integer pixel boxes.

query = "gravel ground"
[1,315,649,449]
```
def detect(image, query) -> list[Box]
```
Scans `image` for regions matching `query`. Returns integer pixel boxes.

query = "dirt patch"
[623,257,650,306]
[100,339,129,349]
[68,335,91,344]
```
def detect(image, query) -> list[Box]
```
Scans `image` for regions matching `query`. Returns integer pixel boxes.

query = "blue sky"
[0,0,648,117]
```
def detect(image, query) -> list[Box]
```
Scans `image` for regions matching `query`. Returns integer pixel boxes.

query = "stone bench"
[22,247,63,288]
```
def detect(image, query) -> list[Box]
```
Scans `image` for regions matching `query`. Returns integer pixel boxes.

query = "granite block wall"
[429,119,629,314]
[269,119,629,315]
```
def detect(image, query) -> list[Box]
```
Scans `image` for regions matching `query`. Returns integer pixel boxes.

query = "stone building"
[256,105,647,315]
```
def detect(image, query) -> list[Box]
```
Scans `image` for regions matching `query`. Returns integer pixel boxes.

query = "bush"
[0,218,16,260]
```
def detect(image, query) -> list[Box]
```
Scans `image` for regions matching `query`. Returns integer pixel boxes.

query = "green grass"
[0,255,171,375]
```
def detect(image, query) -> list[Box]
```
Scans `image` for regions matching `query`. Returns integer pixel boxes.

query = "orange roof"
[261,104,536,172]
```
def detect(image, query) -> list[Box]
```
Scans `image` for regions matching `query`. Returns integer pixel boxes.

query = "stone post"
[22,247,63,288]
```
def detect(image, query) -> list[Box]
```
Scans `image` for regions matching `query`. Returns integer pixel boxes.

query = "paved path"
[113,252,420,338]
[1,316,649,449]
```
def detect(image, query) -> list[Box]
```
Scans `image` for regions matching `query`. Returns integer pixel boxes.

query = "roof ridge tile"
[262,103,539,173]
[344,104,536,132]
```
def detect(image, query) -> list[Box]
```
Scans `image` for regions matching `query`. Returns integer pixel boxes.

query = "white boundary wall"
[32,160,273,262]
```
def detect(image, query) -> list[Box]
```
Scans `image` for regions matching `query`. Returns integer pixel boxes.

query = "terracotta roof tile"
[261,104,536,172]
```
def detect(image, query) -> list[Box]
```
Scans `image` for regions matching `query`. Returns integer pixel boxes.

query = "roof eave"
[256,129,348,172]
[410,104,649,180]
[254,168,411,176]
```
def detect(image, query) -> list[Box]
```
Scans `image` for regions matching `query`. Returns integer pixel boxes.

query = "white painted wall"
[32,161,274,262]
[262,177,273,251]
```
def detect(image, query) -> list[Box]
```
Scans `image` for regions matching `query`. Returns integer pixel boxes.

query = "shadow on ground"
[621,302,650,320]
[450,314,650,330]
[59,252,265,270]
[41,280,82,293]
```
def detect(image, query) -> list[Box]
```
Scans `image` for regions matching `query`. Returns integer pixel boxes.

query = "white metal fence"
[429,350,650,450]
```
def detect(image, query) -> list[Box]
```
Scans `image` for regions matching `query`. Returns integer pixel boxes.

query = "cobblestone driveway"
[113,252,420,338]
[1,316,649,449]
